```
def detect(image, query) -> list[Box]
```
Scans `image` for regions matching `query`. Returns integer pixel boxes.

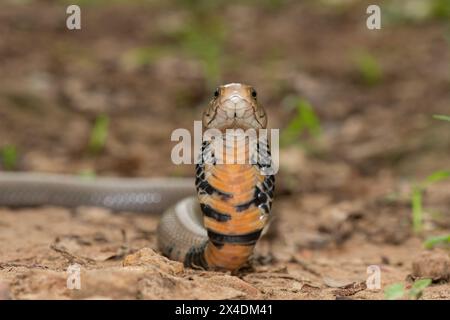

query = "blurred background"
[0,0,449,299]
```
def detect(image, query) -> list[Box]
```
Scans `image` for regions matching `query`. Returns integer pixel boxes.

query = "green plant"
[411,113,450,233]
[424,234,450,249]
[433,114,450,122]
[384,283,405,300]
[409,279,432,300]
[89,114,110,154]
[354,51,383,86]
[411,170,450,233]
[431,0,450,19]
[384,279,432,300]
[281,98,321,146]
[1,145,18,171]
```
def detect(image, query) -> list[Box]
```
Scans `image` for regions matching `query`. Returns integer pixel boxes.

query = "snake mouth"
[207,95,264,131]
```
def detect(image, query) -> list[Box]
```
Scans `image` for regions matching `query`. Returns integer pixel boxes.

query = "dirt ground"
[0,0,449,299]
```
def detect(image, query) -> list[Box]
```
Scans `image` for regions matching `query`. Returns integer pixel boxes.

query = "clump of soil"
[412,250,450,282]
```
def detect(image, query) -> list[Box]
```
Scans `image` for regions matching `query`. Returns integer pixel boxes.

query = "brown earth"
[0,0,449,299]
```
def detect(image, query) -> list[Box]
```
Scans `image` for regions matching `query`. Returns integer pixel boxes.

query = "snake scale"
[0,83,275,271]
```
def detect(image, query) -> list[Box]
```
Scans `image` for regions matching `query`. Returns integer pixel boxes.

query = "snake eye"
[251,88,257,99]
[214,88,220,98]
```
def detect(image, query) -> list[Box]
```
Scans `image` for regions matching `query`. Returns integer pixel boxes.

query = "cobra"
[0,83,275,271]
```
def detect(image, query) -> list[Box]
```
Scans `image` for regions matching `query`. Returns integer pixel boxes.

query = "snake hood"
[202,83,267,131]
[157,83,276,271]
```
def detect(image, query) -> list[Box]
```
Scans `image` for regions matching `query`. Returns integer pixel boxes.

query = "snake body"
[0,83,275,271]
[0,172,194,213]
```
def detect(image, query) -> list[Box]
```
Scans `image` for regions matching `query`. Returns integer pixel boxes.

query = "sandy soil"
[0,0,449,299]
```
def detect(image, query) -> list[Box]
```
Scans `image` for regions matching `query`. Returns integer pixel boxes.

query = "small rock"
[412,250,450,281]
[123,247,184,275]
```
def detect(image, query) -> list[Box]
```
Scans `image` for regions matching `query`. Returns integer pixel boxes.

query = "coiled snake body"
[0,83,275,271]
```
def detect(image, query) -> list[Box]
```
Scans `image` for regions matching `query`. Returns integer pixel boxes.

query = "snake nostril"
[230,96,241,105]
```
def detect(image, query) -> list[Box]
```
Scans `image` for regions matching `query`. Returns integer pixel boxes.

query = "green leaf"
[1,145,18,171]
[299,101,322,137]
[354,52,383,86]
[425,170,450,185]
[281,99,321,146]
[431,0,450,19]
[424,234,450,249]
[384,283,405,300]
[409,279,432,299]
[89,114,110,154]
[433,114,450,122]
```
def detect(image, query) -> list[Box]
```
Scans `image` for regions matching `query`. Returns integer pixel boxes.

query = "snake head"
[202,83,267,131]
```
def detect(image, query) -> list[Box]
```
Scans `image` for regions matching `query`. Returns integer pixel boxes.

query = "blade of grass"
[411,185,423,234]
[433,114,450,122]
[424,234,450,249]
[300,100,322,137]
[89,114,109,154]
[425,170,450,185]
[411,170,450,234]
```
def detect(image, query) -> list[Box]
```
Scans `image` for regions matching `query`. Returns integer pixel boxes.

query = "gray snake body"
[0,172,194,213]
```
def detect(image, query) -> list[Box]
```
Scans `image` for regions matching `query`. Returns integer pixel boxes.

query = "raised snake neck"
[159,83,275,271]
[0,83,275,271]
